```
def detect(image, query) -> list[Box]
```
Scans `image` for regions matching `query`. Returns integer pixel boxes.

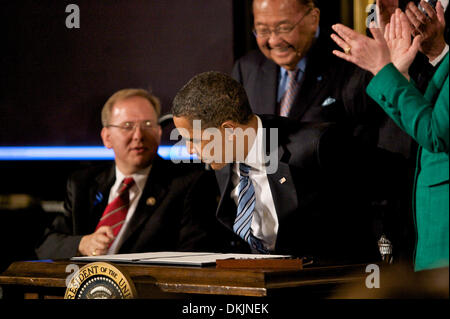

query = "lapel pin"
[146,197,156,206]
[279,177,286,184]
[93,192,103,206]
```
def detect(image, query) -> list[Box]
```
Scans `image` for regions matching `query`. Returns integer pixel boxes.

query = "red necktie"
[95,177,135,241]
[279,68,300,117]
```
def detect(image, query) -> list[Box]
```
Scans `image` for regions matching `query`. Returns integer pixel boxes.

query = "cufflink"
[146,197,156,206]
[279,177,286,184]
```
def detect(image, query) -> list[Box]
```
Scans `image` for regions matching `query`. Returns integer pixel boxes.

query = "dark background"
[1,0,234,146]
[0,0,342,147]
[0,0,343,200]
[0,0,365,269]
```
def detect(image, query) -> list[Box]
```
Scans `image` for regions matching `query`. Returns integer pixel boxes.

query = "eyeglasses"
[106,120,156,132]
[253,8,312,39]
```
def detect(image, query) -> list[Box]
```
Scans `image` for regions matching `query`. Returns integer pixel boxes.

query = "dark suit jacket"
[231,31,384,147]
[232,30,412,263]
[35,157,219,259]
[213,115,380,265]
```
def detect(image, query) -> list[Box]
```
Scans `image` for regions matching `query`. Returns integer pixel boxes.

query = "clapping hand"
[331,23,391,76]
[405,0,446,61]
[384,9,423,79]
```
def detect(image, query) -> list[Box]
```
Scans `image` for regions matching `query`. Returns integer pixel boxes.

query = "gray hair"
[172,71,253,128]
[252,0,317,10]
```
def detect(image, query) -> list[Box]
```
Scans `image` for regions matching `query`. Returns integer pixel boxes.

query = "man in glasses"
[36,89,219,259]
[232,0,383,144]
[232,0,416,264]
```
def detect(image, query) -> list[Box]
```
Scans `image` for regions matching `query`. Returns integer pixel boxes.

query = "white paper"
[71,251,291,266]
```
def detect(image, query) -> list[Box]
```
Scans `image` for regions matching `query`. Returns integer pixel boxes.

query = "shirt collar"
[243,115,265,171]
[115,165,152,193]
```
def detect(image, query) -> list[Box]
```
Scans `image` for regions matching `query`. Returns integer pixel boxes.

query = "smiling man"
[232,0,383,145]
[36,89,218,259]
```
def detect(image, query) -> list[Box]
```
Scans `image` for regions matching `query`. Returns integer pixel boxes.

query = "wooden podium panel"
[0,260,370,299]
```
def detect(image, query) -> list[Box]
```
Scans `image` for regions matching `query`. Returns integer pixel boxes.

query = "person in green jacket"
[330,1,448,271]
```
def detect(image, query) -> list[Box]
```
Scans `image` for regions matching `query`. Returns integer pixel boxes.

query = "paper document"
[71,251,291,266]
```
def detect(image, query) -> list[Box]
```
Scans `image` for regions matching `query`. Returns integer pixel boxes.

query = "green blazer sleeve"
[366,54,449,154]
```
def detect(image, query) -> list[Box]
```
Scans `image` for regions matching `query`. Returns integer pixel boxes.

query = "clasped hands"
[331,1,446,78]
[78,226,115,256]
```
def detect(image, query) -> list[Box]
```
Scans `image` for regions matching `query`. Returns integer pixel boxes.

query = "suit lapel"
[254,58,278,114]
[266,161,298,230]
[215,164,237,231]
[90,165,115,230]
[289,38,327,120]
[260,117,298,232]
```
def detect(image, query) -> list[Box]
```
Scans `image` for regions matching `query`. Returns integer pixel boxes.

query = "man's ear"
[311,7,320,27]
[221,120,238,130]
[221,121,238,141]
[101,127,113,149]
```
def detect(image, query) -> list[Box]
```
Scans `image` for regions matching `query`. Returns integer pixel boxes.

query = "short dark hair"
[172,71,253,128]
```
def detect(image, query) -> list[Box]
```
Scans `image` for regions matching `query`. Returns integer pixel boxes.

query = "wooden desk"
[0,260,371,299]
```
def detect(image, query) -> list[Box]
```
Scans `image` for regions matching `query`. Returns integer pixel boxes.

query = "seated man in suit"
[36,88,217,259]
[232,0,384,146]
[172,71,379,265]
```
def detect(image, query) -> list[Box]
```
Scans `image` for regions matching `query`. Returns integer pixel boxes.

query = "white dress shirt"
[430,44,449,67]
[107,165,151,254]
[230,116,279,251]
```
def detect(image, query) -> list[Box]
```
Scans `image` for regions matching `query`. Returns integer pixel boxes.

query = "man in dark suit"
[232,0,384,146]
[172,71,379,265]
[36,89,217,259]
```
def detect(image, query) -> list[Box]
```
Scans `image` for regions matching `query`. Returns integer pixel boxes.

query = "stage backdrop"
[0,0,234,146]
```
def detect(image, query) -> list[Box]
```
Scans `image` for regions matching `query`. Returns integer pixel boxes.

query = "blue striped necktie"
[233,163,268,254]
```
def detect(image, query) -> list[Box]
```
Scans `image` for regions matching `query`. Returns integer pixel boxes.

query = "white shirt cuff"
[430,44,449,67]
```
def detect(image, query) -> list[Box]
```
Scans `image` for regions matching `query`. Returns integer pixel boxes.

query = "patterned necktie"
[95,177,135,243]
[233,163,268,254]
[279,68,300,117]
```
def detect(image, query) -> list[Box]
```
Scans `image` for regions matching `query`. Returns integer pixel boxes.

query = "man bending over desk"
[36,89,219,259]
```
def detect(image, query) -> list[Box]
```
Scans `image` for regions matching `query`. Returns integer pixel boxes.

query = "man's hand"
[78,226,115,256]
[331,23,392,76]
[376,0,400,33]
[405,0,446,61]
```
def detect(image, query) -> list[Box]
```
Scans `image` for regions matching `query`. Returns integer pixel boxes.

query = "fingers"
[332,49,358,65]
[332,24,358,46]
[399,11,413,38]
[384,21,390,42]
[407,1,428,26]
[420,0,437,20]
[93,226,115,247]
[97,225,115,241]
[389,11,397,39]
[330,33,350,52]
[369,21,385,43]
[78,227,115,256]
[436,1,445,25]
[411,34,423,53]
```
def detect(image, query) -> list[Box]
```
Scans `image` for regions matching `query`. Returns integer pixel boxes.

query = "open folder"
[71,251,291,267]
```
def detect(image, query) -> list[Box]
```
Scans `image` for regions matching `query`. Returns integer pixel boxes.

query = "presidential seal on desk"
[64,262,137,299]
